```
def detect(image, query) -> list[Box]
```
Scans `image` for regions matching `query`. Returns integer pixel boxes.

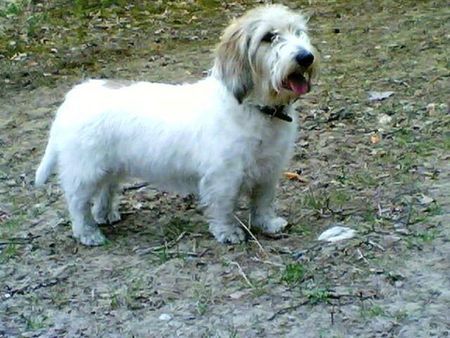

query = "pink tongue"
[289,80,309,95]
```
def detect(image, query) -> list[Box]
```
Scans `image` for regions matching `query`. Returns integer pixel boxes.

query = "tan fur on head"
[213,16,253,103]
[212,4,319,106]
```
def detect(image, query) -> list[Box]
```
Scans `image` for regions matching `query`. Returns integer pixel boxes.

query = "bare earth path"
[1,1,449,337]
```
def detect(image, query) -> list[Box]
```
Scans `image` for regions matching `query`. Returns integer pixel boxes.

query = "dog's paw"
[75,227,107,246]
[93,209,121,225]
[213,227,246,244]
[255,216,288,234]
[107,209,121,224]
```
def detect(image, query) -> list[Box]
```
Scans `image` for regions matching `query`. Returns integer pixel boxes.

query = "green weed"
[361,304,385,318]
[304,288,331,305]
[281,263,305,286]
[0,244,17,262]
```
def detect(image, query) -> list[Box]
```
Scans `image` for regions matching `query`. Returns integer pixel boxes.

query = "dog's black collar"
[257,105,292,122]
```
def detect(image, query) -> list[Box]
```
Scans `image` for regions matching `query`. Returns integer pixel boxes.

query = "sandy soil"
[1,1,449,337]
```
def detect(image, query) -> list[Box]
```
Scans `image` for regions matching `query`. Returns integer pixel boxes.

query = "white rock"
[419,194,434,205]
[368,91,394,101]
[318,226,356,242]
[159,313,172,321]
[378,113,392,125]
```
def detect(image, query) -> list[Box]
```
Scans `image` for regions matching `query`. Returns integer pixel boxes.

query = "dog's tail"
[35,137,57,186]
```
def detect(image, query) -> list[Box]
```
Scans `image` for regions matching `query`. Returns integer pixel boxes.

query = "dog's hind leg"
[92,181,121,225]
[61,175,106,246]
[199,174,246,244]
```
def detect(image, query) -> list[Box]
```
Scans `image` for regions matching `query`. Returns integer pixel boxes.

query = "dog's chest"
[239,122,295,178]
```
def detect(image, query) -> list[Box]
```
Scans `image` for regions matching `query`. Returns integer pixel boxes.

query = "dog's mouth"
[282,72,310,96]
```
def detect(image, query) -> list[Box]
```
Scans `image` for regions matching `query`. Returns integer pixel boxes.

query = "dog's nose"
[295,50,314,68]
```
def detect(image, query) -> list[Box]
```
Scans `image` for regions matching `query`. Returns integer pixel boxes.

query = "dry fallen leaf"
[426,103,436,115]
[370,133,381,144]
[283,171,308,183]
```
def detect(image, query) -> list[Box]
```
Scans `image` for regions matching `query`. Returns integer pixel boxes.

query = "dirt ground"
[1,1,449,337]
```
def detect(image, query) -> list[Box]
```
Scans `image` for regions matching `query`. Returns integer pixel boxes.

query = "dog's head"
[212,5,319,106]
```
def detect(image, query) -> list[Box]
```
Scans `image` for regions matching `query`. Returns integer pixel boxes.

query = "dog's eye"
[294,29,304,37]
[261,32,277,43]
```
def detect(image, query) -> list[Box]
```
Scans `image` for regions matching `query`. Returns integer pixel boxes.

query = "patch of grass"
[330,189,352,209]
[25,314,48,331]
[288,221,314,236]
[162,216,195,241]
[301,189,330,215]
[110,293,120,310]
[351,170,379,189]
[193,283,213,316]
[227,326,241,338]
[0,243,18,262]
[425,202,442,216]
[0,215,25,237]
[0,0,26,17]
[361,304,386,319]
[123,281,145,310]
[150,245,187,265]
[281,263,305,286]
[394,309,409,322]
[50,289,69,309]
[414,229,438,243]
[250,284,268,298]
[304,288,331,305]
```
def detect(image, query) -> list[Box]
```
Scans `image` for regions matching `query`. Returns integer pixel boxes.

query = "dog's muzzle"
[282,49,314,96]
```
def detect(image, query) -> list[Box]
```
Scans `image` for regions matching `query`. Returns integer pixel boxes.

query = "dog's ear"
[213,20,254,104]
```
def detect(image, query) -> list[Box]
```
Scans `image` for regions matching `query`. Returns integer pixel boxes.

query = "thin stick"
[136,231,186,255]
[123,182,150,192]
[234,214,268,257]
[368,239,385,251]
[356,248,370,265]
[267,299,310,321]
[229,260,254,288]
[251,256,284,267]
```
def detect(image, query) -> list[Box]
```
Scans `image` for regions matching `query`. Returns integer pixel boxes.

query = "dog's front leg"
[199,174,246,244]
[250,179,288,234]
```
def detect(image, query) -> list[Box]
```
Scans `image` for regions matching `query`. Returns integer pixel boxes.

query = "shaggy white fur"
[35,5,318,246]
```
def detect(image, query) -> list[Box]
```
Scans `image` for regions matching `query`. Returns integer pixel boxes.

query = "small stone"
[368,91,394,101]
[378,113,392,125]
[419,194,434,205]
[159,313,172,321]
[382,235,401,248]
[229,290,249,300]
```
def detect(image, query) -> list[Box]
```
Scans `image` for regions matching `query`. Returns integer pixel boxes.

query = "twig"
[251,256,284,267]
[367,239,385,251]
[159,250,204,257]
[0,241,28,246]
[403,202,413,227]
[267,299,310,321]
[356,248,370,265]
[136,231,186,255]
[268,291,378,321]
[10,276,69,297]
[233,214,268,257]
[330,305,336,325]
[0,235,40,246]
[229,260,254,288]
[123,182,150,192]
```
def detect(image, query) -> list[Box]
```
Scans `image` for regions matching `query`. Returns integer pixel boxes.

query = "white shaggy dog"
[35,5,319,246]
